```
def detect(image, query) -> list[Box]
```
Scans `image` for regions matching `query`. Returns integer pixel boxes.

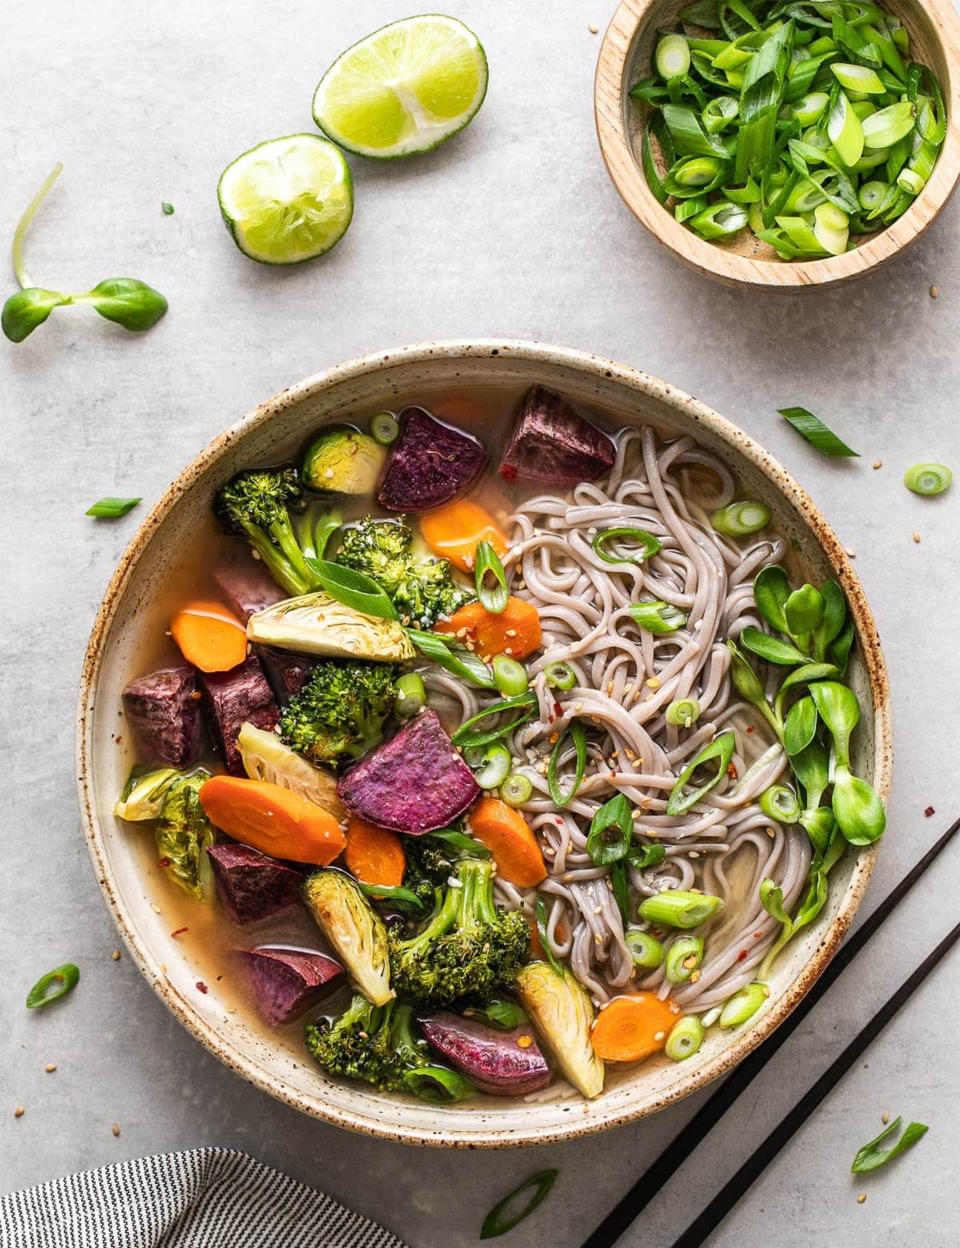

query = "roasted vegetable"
[200,657,279,775]
[377,407,487,512]
[305,995,472,1101]
[388,857,529,1009]
[207,843,304,925]
[246,591,414,661]
[211,550,285,622]
[256,648,315,702]
[236,721,345,820]
[419,1011,550,1095]
[155,771,216,900]
[239,947,343,1024]
[214,467,320,597]
[337,709,480,834]
[302,869,394,1005]
[302,428,386,494]
[336,517,473,628]
[501,388,615,485]
[114,766,180,821]
[279,659,398,767]
[516,960,605,1099]
[121,666,202,768]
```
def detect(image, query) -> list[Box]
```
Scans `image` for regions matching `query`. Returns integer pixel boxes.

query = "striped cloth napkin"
[0,1148,408,1247]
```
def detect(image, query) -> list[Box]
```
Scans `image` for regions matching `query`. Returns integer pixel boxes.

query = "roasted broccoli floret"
[402,827,488,905]
[305,995,471,1101]
[214,467,328,597]
[279,659,397,765]
[156,771,214,899]
[389,858,529,1009]
[336,517,473,628]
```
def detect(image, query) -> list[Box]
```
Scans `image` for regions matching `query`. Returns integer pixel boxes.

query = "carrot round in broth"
[199,776,345,866]
[170,600,247,673]
[590,993,682,1063]
[419,501,509,572]
[344,816,406,887]
[435,597,541,660]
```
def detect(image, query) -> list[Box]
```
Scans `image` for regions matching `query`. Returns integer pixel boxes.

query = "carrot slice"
[344,816,406,887]
[590,993,682,1063]
[469,797,546,887]
[435,597,541,660]
[419,501,509,573]
[170,600,247,673]
[199,776,345,866]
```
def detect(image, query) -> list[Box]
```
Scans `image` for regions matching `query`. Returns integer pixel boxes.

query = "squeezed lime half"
[312,14,488,159]
[217,134,354,264]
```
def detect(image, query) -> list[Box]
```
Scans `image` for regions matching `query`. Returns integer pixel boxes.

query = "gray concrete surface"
[2,2,958,1245]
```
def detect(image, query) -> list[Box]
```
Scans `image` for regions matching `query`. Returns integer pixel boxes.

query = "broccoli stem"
[455,859,498,929]
[240,518,310,596]
[269,514,319,591]
[401,886,460,956]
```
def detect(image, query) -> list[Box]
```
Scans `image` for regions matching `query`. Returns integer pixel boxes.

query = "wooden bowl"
[595,0,960,287]
[77,341,891,1146]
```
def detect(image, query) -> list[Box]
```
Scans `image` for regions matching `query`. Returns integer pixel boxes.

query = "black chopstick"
[671,918,960,1247]
[580,816,960,1248]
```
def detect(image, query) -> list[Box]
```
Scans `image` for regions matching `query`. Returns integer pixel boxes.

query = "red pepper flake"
[737,949,748,962]
[195,980,208,994]
[924,806,935,817]
[501,464,517,481]
[553,701,563,717]
[745,724,755,734]
[170,927,189,938]
[727,763,738,779]
[157,857,171,869]
[115,735,122,744]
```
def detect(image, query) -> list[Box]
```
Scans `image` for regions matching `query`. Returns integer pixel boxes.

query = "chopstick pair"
[580,815,960,1248]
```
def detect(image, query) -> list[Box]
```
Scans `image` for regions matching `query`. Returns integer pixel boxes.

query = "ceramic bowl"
[595,0,960,288]
[77,340,891,1146]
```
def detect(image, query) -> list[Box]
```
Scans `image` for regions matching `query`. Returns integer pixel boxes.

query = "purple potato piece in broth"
[212,550,286,622]
[501,387,616,485]
[419,1012,550,1095]
[377,407,487,512]
[207,843,303,924]
[256,647,316,703]
[238,946,343,1025]
[337,709,479,835]
[200,656,278,774]
[121,665,202,768]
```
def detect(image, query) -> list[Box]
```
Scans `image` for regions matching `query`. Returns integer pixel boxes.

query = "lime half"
[312,15,488,159]
[218,134,353,264]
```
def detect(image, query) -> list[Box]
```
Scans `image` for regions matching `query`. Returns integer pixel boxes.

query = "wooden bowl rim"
[595,0,960,287]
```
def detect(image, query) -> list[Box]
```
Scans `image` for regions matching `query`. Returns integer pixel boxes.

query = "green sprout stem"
[12,162,63,289]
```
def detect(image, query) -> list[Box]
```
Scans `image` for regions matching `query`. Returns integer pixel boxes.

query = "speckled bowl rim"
[76,339,891,1148]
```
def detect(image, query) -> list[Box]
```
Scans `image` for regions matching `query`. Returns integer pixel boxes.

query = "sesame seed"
[845,548,856,558]
[930,284,939,299]
[654,1030,666,1042]
[112,1123,121,1137]
[857,1193,867,1204]
[517,1034,533,1048]
[682,955,697,969]
[913,531,921,543]
[14,1106,24,1118]
[323,468,334,479]
[873,460,883,470]
[646,677,661,690]
[589,21,599,33]
[881,1112,890,1124]
[151,903,162,914]
[44,1063,57,1073]
[689,969,701,982]
[593,905,603,915]
[112,950,121,961]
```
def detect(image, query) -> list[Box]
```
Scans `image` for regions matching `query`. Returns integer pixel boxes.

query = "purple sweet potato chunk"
[122,665,202,768]
[337,709,479,835]
[256,647,316,703]
[200,656,278,775]
[501,387,616,485]
[419,1012,550,1096]
[207,843,303,925]
[238,946,343,1025]
[212,550,285,622]
[377,407,487,512]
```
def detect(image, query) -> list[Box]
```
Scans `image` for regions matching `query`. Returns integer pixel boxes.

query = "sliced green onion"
[657,34,691,80]
[759,783,802,823]
[813,200,849,255]
[480,1169,559,1239]
[688,201,748,239]
[638,889,724,929]
[26,963,80,1009]
[666,698,702,727]
[830,62,885,94]
[629,601,688,634]
[592,527,662,566]
[675,194,710,223]
[548,721,588,809]
[370,411,399,445]
[451,692,537,749]
[360,883,429,913]
[492,655,529,697]
[861,100,916,148]
[468,999,529,1030]
[405,1064,473,1103]
[788,91,829,126]
[586,793,634,865]
[665,1015,705,1060]
[406,628,496,690]
[625,929,665,968]
[161,201,175,214]
[858,179,888,211]
[703,95,739,133]
[778,406,859,457]
[904,462,952,496]
[666,731,736,815]
[305,557,398,620]
[665,935,704,984]
[475,744,512,790]
[851,1117,929,1174]
[710,501,770,537]
[544,661,576,690]
[394,671,425,719]
[719,981,768,1026]
[500,772,533,807]
[85,496,141,518]
[474,540,509,615]
[535,896,566,980]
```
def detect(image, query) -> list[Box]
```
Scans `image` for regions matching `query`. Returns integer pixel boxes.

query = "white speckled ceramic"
[77,341,891,1147]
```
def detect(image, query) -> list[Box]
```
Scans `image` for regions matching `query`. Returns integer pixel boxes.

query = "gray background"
[2,2,958,1245]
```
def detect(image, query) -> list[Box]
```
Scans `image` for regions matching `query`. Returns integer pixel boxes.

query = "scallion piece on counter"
[492,655,529,697]
[666,697,701,727]
[710,501,770,537]
[851,1116,929,1174]
[638,889,724,929]
[481,1169,559,1240]
[500,772,533,807]
[625,929,665,969]
[665,1014,705,1061]
[904,462,952,496]
[26,963,80,1009]
[719,981,768,1027]
[629,600,688,634]
[394,671,425,719]
[548,721,587,808]
[161,201,175,215]
[544,661,577,690]
[85,496,141,518]
[778,406,859,457]
[370,411,399,445]
[592,526,662,566]
[665,935,704,984]
[474,540,509,614]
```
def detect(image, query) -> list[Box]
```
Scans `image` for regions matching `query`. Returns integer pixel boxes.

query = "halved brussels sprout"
[302,429,385,494]
[302,869,394,1005]
[114,766,180,821]
[246,592,414,661]
[516,960,605,1099]
[236,722,346,821]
